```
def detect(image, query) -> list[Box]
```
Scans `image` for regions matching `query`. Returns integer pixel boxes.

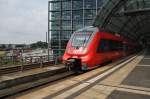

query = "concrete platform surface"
[107,90,150,99]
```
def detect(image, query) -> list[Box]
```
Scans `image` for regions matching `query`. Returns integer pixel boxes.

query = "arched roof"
[93,0,150,42]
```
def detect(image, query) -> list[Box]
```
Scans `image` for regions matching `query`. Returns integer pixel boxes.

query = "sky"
[0,0,49,44]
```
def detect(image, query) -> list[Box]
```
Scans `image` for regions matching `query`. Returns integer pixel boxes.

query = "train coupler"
[66,58,81,72]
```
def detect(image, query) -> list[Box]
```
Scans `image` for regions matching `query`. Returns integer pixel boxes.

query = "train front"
[63,27,97,72]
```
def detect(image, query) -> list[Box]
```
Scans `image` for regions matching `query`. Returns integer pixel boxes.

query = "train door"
[97,39,109,64]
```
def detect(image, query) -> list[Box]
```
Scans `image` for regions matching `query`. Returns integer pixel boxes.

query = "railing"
[0,55,62,70]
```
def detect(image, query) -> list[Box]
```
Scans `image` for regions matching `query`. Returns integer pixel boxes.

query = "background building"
[0,44,30,50]
[48,0,104,56]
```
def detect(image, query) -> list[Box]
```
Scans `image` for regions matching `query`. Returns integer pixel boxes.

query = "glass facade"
[49,0,104,56]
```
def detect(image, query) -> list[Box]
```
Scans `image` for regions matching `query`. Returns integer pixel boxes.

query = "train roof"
[76,26,98,33]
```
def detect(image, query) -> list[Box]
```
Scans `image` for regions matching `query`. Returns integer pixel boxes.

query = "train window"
[109,40,123,51]
[123,44,128,51]
[109,40,115,51]
[118,42,123,50]
[97,39,123,53]
[97,39,109,53]
[71,31,93,47]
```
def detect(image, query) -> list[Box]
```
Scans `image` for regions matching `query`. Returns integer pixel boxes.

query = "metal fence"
[0,55,62,69]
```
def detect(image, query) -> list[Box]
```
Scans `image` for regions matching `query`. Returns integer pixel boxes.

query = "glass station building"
[48,0,104,55]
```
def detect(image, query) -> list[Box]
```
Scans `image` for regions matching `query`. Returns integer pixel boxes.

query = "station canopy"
[93,0,150,42]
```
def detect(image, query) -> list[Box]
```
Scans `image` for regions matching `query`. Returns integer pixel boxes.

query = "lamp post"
[48,1,50,62]
[46,32,48,44]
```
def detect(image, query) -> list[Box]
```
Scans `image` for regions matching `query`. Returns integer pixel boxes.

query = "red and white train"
[63,26,138,72]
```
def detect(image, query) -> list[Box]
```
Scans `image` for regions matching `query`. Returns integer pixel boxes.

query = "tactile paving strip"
[107,90,150,99]
[139,59,150,65]
[122,66,150,88]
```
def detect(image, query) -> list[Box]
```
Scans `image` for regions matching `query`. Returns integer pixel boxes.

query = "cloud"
[0,0,49,44]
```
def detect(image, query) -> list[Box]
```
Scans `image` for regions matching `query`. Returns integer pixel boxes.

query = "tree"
[30,41,48,49]
[1,44,6,49]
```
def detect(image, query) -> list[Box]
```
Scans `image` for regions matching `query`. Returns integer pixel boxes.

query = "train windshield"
[71,31,93,47]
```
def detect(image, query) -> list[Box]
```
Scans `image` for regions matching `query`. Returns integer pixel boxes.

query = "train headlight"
[79,47,84,52]
[82,48,88,53]
[78,47,87,53]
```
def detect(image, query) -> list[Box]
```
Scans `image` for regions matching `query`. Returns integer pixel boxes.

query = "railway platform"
[3,49,150,99]
[0,65,68,97]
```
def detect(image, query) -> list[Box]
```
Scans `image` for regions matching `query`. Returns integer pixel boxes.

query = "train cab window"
[71,31,93,47]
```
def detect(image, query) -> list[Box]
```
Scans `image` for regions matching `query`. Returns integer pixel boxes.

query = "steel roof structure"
[93,0,150,42]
